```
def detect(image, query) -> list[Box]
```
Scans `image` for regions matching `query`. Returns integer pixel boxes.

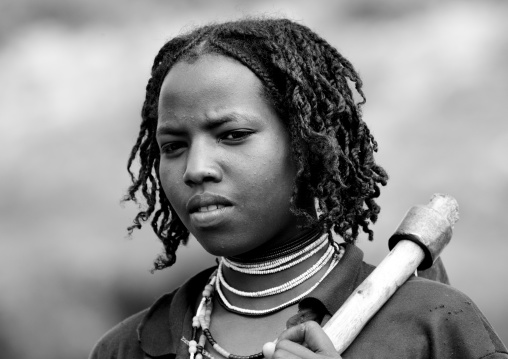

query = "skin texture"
[156,54,308,257]
[156,54,338,359]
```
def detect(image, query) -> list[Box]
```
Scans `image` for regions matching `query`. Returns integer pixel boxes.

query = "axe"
[264,193,459,357]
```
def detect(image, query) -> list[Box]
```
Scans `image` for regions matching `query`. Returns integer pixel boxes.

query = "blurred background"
[1,0,507,358]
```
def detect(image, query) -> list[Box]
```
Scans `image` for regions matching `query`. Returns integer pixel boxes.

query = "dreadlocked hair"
[124,17,389,271]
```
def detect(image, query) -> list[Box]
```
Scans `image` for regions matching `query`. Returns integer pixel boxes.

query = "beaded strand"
[229,228,322,263]
[222,234,329,274]
[181,238,346,359]
[217,242,336,297]
[216,244,344,316]
[183,273,265,359]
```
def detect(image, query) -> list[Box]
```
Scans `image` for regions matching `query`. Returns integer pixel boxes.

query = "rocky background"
[1,0,507,358]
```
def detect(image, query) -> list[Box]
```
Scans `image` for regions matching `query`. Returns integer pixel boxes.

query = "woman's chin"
[193,236,258,258]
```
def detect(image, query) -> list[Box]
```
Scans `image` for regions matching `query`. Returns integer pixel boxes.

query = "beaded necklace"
[229,228,322,263]
[181,235,345,359]
[222,233,328,274]
[216,244,343,316]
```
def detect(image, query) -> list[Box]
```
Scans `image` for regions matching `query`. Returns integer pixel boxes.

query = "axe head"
[388,194,459,270]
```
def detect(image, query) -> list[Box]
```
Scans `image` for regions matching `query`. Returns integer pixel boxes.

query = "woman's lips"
[196,204,226,212]
[187,193,234,228]
[189,205,233,228]
[187,193,233,213]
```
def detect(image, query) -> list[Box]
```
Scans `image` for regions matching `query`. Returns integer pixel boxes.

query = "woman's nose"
[182,141,222,186]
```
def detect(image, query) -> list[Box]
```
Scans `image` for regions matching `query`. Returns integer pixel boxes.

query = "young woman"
[90,18,507,359]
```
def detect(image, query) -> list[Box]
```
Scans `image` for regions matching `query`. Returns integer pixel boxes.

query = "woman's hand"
[267,321,342,359]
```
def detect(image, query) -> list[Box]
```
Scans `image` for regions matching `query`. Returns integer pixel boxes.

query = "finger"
[272,347,308,359]
[277,322,339,357]
[275,339,320,359]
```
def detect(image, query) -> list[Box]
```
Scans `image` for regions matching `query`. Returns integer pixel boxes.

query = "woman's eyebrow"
[156,112,257,136]
[156,125,185,137]
[205,112,263,129]
[203,114,240,130]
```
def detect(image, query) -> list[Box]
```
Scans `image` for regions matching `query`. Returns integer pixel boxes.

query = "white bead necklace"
[217,243,336,297]
[181,237,346,359]
[215,243,345,316]
[222,233,328,273]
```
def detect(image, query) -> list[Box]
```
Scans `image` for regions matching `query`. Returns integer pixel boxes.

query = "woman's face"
[156,54,306,257]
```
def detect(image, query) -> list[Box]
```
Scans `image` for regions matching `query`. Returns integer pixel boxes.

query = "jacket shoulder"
[88,266,217,359]
[88,289,178,359]
[88,307,151,359]
[389,277,507,357]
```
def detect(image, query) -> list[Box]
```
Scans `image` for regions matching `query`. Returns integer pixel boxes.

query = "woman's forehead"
[157,54,279,130]
[159,55,265,111]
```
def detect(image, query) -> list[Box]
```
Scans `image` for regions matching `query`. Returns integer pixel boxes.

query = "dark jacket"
[89,244,508,359]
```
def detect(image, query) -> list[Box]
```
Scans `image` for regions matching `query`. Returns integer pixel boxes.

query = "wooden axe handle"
[322,240,424,353]
[323,194,459,354]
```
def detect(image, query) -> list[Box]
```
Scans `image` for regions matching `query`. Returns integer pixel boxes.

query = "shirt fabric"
[89,244,508,359]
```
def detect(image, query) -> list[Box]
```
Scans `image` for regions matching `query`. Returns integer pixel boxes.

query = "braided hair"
[124,18,389,271]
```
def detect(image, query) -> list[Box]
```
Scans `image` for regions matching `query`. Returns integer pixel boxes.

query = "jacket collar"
[137,244,369,358]
[298,243,372,316]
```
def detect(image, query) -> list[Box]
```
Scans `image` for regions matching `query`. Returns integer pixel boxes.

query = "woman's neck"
[229,227,322,262]
[217,229,334,312]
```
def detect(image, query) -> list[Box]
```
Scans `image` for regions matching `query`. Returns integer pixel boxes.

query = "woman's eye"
[220,130,253,142]
[160,142,186,155]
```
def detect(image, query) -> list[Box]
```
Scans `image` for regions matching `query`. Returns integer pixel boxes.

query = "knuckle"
[305,320,320,330]
[276,338,290,349]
